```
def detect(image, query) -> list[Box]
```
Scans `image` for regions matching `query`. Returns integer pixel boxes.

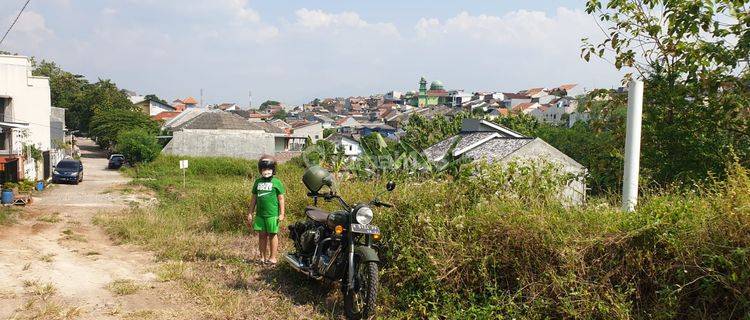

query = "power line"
[0,0,32,47]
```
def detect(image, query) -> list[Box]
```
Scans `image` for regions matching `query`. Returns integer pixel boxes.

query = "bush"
[116,129,161,164]
[100,155,750,319]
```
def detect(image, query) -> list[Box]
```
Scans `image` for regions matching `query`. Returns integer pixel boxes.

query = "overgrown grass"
[97,155,750,319]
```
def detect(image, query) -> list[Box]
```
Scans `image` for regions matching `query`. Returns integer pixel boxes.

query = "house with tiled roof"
[511,102,541,114]
[162,111,307,160]
[325,133,362,160]
[502,92,532,108]
[423,119,586,205]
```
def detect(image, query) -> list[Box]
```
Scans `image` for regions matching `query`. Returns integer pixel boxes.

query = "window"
[315,135,319,139]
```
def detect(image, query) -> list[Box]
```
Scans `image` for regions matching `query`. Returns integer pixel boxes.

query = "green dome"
[430,80,444,90]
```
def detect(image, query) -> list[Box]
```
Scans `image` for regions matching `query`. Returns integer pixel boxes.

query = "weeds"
[107,279,140,295]
[37,212,61,223]
[99,155,750,319]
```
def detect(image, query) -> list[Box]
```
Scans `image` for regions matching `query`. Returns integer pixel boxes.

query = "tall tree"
[583,0,750,182]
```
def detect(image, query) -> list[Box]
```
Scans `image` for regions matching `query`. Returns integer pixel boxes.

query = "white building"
[129,95,176,116]
[325,133,362,160]
[0,54,61,181]
[448,90,474,107]
[292,122,324,142]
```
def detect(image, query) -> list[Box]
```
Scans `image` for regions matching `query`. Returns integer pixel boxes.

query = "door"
[43,151,51,180]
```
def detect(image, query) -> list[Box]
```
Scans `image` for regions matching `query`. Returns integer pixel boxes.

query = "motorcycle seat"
[305,206,330,223]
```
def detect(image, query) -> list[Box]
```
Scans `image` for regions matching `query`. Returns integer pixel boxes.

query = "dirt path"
[0,139,195,319]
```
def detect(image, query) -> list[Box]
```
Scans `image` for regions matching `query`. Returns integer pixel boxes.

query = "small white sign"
[179,160,189,169]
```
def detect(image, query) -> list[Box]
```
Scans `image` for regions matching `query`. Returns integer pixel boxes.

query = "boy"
[247,155,285,264]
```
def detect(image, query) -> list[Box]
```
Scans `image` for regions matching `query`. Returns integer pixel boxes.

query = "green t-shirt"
[253,177,285,218]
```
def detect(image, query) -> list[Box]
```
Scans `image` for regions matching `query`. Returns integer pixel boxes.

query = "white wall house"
[325,133,362,160]
[293,122,324,142]
[129,96,176,116]
[0,54,54,181]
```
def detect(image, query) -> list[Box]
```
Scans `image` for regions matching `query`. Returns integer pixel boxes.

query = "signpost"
[179,159,189,188]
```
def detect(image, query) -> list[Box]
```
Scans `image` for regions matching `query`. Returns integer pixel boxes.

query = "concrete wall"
[50,107,65,147]
[0,55,52,151]
[499,138,587,205]
[162,129,275,159]
[294,123,324,142]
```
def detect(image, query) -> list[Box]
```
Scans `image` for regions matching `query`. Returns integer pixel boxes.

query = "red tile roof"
[248,113,273,119]
[152,111,182,121]
[512,102,537,113]
[173,103,186,112]
[182,97,198,105]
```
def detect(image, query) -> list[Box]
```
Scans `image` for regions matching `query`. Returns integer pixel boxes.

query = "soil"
[0,139,197,319]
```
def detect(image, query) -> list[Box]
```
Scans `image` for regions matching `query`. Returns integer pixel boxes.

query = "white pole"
[622,80,644,212]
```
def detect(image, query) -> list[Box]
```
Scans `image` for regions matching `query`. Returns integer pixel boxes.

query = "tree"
[582,0,750,183]
[259,100,280,111]
[89,108,158,149]
[272,109,287,120]
[116,129,161,164]
[144,94,169,106]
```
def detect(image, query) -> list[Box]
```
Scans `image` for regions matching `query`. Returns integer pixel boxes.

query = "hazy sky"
[1,0,623,105]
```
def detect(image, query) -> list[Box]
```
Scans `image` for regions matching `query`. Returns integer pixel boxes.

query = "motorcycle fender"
[354,246,379,263]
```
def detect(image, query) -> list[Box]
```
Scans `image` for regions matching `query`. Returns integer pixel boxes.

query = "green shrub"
[100,156,750,319]
[116,129,161,164]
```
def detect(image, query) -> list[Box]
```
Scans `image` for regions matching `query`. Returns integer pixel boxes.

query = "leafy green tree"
[272,109,287,120]
[116,129,161,164]
[583,0,750,183]
[89,108,158,149]
[144,94,169,106]
[401,112,469,150]
[323,128,336,138]
[32,60,89,129]
[259,100,280,111]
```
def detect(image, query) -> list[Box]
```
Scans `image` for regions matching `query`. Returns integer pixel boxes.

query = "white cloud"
[2,10,53,49]
[226,0,260,23]
[415,8,597,49]
[293,8,399,37]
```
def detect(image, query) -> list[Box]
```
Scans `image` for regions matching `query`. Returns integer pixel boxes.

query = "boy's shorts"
[253,216,280,234]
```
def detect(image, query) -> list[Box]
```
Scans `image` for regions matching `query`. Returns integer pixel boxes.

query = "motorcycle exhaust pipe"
[285,254,323,280]
[284,254,304,272]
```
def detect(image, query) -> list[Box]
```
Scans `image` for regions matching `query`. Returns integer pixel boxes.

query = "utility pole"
[249,90,252,110]
[622,80,644,212]
[200,88,204,109]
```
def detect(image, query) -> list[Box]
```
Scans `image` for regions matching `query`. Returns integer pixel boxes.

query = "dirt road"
[0,139,193,319]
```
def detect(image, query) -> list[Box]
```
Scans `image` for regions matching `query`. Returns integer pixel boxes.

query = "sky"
[0,0,624,106]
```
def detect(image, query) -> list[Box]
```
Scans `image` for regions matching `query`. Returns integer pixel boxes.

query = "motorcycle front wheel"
[344,261,378,320]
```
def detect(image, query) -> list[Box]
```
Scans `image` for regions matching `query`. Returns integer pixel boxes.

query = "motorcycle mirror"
[386,181,396,191]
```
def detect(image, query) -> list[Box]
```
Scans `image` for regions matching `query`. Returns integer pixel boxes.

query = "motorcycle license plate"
[351,224,380,234]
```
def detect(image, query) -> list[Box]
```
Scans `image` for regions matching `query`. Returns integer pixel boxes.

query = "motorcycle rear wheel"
[344,261,378,320]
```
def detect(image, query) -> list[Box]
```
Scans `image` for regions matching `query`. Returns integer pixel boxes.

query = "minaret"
[418,77,427,107]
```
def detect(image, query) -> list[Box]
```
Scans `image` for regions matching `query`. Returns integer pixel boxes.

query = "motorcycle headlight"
[355,206,373,225]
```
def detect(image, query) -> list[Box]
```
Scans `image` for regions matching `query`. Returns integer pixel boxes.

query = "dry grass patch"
[39,253,55,263]
[156,261,189,282]
[107,279,140,295]
[37,212,61,223]
[60,229,86,242]
[122,309,157,320]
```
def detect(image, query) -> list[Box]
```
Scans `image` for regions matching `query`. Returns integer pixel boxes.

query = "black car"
[108,154,126,169]
[53,159,84,184]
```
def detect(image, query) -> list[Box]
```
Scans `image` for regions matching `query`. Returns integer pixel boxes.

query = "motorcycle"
[285,166,395,320]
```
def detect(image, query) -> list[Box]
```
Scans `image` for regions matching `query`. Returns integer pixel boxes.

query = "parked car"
[52,159,84,184]
[108,154,126,169]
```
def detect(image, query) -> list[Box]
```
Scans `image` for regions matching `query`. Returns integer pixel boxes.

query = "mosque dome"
[430,80,444,91]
